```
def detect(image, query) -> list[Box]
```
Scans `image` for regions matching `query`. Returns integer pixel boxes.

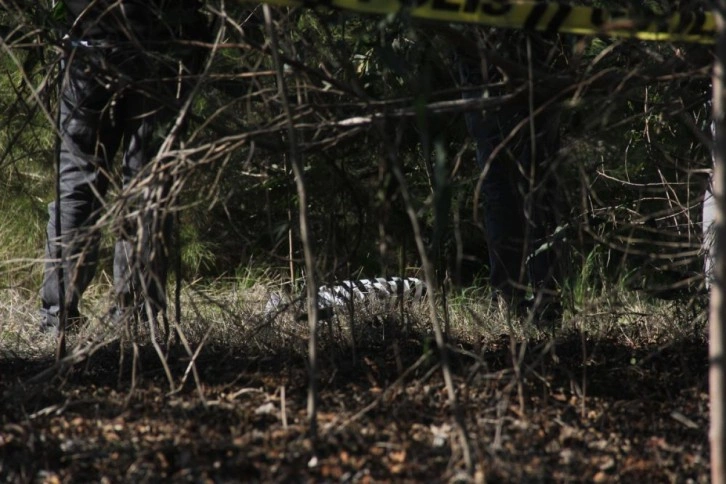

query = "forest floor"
[0,285,711,483]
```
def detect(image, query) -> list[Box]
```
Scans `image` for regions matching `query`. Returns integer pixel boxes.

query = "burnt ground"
[0,325,710,483]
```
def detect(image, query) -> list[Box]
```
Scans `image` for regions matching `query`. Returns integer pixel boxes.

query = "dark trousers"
[40,44,179,329]
[460,63,561,301]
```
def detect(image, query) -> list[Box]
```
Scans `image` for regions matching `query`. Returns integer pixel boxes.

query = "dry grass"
[0,276,708,370]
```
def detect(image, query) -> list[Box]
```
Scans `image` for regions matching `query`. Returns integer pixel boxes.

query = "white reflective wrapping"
[317,277,427,308]
[264,277,427,319]
[264,292,283,315]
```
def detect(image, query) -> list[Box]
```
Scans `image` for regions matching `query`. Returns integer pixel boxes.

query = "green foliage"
[0,31,57,288]
[178,222,218,277]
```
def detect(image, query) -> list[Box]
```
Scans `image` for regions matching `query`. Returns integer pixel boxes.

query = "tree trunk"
[711,3,726,483]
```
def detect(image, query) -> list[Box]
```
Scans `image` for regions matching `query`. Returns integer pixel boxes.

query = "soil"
[0,329,710,483]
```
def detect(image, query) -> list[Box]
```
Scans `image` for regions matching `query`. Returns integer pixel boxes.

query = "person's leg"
[113,84,174,324]
[505,106,563,329]
[459,58,529,301]
[521,111,562,300]
[40,52,122,331]
[111,25,206,325]
[477,136,528,300]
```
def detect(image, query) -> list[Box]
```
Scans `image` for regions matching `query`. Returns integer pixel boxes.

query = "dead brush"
[259,279,432,356]
[323,293,433,351]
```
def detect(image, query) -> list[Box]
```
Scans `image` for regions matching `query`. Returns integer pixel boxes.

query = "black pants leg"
[40,52,121,329]
[40,47,175,330]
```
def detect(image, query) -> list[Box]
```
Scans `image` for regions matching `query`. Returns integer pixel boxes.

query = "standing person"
[458,31,563,323]
[39,1,208,333]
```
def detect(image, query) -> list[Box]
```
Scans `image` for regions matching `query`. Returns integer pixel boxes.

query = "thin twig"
[263,4,320,440]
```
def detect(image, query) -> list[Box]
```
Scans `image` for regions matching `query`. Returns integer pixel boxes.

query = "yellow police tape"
[261,0,715,44]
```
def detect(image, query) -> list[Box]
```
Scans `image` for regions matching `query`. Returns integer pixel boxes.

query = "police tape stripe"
[259,0,716,44]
